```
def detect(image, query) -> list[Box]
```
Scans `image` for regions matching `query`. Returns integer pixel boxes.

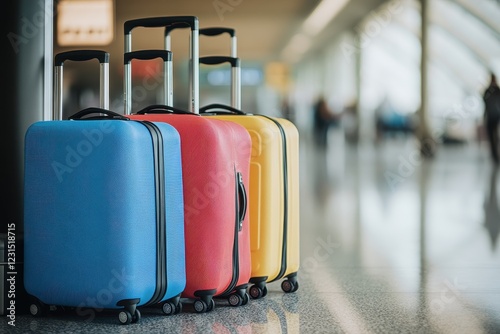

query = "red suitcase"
[123,16,252,312]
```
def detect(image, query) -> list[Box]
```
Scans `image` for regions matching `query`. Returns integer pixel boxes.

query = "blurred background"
[5,0,500,331]
[55,0,499,147]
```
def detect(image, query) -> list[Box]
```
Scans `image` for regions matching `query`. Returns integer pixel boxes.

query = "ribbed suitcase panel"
[24,120,184,308]
[276,118,300,277]
[156,122,187,300]
[128,114,251,297]
[203,115,286,279]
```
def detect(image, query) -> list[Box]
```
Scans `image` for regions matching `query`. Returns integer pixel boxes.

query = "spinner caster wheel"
[228,293,243,307]
[193,299,207,313]
[118,309,140,325]
[162,301,176,316]
[207,299,216,312]
[249,284,268,299]
[175,302,182,314]
[281,279,299,293]
[118,311,132,325]
[132,309,141,323]
[29,301,47,317]
[242,292,250,305]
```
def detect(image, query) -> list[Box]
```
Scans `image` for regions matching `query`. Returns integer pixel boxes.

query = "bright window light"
[302,0,351,36]
[57,0,114,46]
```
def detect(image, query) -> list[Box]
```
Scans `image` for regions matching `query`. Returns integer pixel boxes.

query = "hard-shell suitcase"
[198,28,300,298]
[124,16,252,312]
[23,50,186,324]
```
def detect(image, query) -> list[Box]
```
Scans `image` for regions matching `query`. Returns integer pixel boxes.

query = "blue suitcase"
[23,50,186,324]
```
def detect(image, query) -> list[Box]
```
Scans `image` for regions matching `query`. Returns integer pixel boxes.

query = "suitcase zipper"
[137,121,168,305]
[260,116,289,282]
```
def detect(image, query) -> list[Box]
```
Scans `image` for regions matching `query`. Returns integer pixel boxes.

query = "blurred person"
[281,96,295,121]
[313,96,338,148]
[483,73,500,163]
[374,96,414,142]
[342,100,359,144]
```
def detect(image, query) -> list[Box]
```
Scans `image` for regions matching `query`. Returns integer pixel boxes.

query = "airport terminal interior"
[5,0,500,332]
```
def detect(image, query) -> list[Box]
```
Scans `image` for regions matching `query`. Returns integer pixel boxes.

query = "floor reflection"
[483,167,500,251]
[301,135,500,333]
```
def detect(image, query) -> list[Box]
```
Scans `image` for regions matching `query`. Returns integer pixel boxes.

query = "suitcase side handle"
[199,27,237,58]
[199,103,247,116]
[54,50,110,121]
[199,56,241,110]
[135,104,197,116]
[68,107,129,120]
[237,172,247,231]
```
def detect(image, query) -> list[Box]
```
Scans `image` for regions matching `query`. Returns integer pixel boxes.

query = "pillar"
[419,0,436,157]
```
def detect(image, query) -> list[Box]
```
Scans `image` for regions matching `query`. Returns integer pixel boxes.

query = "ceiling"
[54,0,390,67]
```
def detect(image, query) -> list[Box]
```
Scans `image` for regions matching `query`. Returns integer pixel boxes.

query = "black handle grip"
[165,22,191,36]
[237,172,247,231]
[199,56,239,68]
[124,16,198,34]
[200,27,235,37]
[68,108,129,120]
[55,50,109,66]
[199,103,246,115]
[135,104,198,116]
[124,50,172,64]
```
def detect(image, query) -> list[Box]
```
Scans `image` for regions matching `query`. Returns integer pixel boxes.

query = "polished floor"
[12,129,500,333]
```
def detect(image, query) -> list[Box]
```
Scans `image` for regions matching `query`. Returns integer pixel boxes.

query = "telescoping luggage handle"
[124,49,172,114]
[124,16,199,114]
[199,56,249,115]
[198,27,237,58]
[54,50,109,121]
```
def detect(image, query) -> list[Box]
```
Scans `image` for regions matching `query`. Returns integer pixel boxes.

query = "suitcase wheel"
[228,288,250,307]
[228,293,242,307]
[242,292,250,305]
[249,284,268,299]
[193,298,215,313]
[118,309,141,325]
[281,279,299,293]
[162,300,182,315]
[29,300,48,317]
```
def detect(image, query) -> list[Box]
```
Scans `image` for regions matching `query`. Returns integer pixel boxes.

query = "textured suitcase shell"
[197,47,300,293]
[23,119,186,309]
[124,17,252,305]
[202,114,300,291]
[127,113,252,300]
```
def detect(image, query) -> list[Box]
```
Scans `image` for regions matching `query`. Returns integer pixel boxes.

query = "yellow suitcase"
[199,51,300,298]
